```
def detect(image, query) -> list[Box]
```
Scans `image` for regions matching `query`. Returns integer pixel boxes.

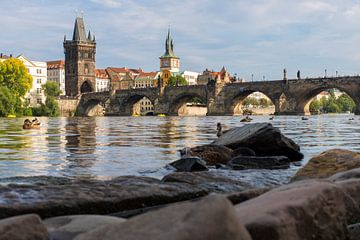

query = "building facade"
[47,60,65,95]
[134,71,159,88]
[181,71,199,85]
[159,29,180,74]
[64,16,96,97]
[17,55,47,106]
[95,69,110,92]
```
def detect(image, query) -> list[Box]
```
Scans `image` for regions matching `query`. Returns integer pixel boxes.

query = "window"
[37,69,42,74]
[37,98,42,104]
[37,79,42,84]
[37,88,42,94]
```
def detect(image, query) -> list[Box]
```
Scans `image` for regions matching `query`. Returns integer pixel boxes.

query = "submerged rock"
[228,156,290,170]
[0,214,49,240]
[162,171,253,193]
[232,147,256,157]
[292,149,360,181]
[212,123,303,161]
[169,157,208,172]
[76,195,252,240]
[179,144,234,165]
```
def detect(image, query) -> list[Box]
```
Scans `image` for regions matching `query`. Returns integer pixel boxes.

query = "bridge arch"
[168,93,207,116]
[297,86,359,115]
[121,94,156,116]
[226,90,276,115]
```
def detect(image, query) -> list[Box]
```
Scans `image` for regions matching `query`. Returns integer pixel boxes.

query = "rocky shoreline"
[1,123,360,239]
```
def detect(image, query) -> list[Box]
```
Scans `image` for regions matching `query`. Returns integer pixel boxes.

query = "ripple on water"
[0,115,358,186]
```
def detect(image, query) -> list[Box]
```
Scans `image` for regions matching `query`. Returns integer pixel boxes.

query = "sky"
[2,0,360,80]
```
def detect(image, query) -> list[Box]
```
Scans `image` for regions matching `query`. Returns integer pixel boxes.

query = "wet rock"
[0,176,209,219]
[76,195,252,240]
[44,215,126,240]
[212,123,303,161]
[336,179,360,224]
[227,187,271,205]
[169,157,208,172]
[0,214,49,240]
[235,180,348,240]
[180,144,233,165]
[162,171,253,193]
[232,147,256,157]
[292,149,360,181]
[228,156,290,170]
[348,223,360,240]
[328,168,360,182]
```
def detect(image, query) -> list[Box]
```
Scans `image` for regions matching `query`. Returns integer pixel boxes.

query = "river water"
[0,115,359,187]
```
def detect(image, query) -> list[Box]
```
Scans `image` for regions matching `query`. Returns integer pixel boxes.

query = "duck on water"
[23,118,41,129]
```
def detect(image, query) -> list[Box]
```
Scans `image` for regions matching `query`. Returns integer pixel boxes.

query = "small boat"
[349,118,355,121]
[269,116,274,120]
[157,114,166,117]
[132,114,141,117]
[7,115,16,118]
[23,118,41,129]
[240,116,252,122]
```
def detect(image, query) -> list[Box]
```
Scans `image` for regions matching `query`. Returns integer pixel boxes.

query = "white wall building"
[47,60,65,95]
[17,55,47,107]
[95,69,110,92]
[181,71,199,85]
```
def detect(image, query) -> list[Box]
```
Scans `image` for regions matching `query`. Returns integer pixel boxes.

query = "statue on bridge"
[297,70,301,80]
[283,68,287,81]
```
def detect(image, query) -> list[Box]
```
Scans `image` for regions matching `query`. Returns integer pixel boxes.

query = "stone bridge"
[75,76,360,116]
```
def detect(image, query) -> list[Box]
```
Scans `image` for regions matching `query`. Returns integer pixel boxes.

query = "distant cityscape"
[0,16,343,116]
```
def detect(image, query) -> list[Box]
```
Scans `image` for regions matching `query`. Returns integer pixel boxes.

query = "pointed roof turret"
[72,17,87,41]
[160,28,178,58]
[87,30,92,41]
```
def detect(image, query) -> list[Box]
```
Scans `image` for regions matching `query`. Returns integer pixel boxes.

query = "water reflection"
[0,115,359,185]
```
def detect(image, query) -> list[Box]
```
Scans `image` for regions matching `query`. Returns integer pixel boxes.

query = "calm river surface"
[0,115,359,187]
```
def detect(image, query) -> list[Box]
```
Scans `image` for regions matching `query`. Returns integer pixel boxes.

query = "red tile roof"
[95,69,110,79]
[47,60,65,69]
[138,71,158,78]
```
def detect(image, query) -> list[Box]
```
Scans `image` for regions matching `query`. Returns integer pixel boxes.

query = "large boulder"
[76,195,252,240]
[169,157,208,172]
[328,168,360,182]
[162,171,253,193]
[44,215,126,240]
[179,144,233,165]
[228,156,290,170]
[235,180,349,240]
[292,149,360,181]
[0,214,49,240]
[212,123,303,161]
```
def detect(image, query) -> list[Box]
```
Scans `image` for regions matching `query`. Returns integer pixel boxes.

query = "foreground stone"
[292,149,360,181]
[212,123,303,161]
[235,180,348,240]
[228,156,290,170]
[180,144,234,165]
[0,214,49,240]
[169,157,208,172]
[162,171,253,193]
[76,195,252,240]
[0,176,209,219]
[348,223,360,240]
[329,167,360,182]
[44,215,126,240]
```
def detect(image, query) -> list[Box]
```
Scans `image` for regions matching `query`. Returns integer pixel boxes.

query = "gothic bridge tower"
[159,28,180,74]
[64,16,96,97]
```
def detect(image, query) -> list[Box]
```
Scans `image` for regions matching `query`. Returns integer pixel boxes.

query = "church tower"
[159,28,180,73]
[64,16,96,97]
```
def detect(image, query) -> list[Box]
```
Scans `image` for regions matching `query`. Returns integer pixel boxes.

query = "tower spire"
[72,16,87,41]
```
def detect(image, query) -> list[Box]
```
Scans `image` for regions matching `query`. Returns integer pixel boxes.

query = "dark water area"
[0,115,359,187]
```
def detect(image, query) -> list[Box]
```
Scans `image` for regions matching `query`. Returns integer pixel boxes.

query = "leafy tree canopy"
[168,75,188,86]
[0,58,32,97]
[42,81,61,97]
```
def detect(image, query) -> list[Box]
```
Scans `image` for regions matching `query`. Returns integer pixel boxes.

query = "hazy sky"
[2,0,360,80]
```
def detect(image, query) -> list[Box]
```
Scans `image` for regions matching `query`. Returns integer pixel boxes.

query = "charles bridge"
[74,76,360,116]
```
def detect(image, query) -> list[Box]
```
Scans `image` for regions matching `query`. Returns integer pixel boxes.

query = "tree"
[309,99,321,113]
[0,86,16,117]
[168,75,187,86]
[0,58,32,97]
[337,94,355,112]
[43,81,62,97]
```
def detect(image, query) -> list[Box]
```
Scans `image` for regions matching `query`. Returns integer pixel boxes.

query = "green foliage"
[243,97,274,108]
[309,93,355,113]
[168,75,188,86]
[0,86,16,116]
[42,81,61,97]
[0,58,32,97]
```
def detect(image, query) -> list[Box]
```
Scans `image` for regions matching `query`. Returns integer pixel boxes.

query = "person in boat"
[32,118,40,125]
[216,122,222,137]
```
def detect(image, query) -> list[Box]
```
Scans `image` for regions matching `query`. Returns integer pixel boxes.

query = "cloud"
[90,0,122,8]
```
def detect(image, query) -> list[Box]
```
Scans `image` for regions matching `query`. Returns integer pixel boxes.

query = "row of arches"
[82,87,358,116]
